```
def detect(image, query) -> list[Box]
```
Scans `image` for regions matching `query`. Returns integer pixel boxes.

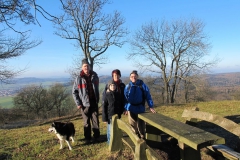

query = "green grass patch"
[0,97,14,109]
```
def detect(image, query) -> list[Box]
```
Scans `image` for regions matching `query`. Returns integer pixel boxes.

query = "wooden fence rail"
[109,114,161,160]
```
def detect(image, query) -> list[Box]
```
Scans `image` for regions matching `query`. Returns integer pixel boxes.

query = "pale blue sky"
[7,0,240,78]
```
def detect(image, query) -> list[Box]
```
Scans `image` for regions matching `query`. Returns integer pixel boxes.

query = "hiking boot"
[83,139,91,145]
[92,137,101,143]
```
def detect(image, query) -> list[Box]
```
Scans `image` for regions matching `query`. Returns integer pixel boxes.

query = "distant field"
[0,83,107,109]
[0,97,14,109]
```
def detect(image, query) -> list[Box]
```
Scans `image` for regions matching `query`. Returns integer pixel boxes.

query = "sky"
[6,0,240,78]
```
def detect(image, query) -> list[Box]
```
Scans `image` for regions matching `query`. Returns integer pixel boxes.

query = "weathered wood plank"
[182,109,240,136]
[182,109,240,160]
[139,113,225,150]
[207,144,240,160]
[122,136,135,152]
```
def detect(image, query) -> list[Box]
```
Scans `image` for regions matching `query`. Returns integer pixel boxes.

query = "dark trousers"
[81,101,100,140]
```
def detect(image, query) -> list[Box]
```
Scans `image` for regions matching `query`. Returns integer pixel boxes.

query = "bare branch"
[53,0,128,75]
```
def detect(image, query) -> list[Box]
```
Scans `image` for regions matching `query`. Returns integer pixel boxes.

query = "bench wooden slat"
[139,113,225,150]
[182,109,240,160]
[182,109,240,137]
[207,144,240,160]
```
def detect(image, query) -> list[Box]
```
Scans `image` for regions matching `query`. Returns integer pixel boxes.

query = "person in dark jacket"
[72,58,100,144]
[102,80,125,144]
[102,69,125,118]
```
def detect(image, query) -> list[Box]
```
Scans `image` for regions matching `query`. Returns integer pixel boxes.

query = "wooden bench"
[138,112,225,160]
[182,108,240,160]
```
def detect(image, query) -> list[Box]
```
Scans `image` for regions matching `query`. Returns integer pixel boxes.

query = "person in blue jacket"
[124,70,156,139]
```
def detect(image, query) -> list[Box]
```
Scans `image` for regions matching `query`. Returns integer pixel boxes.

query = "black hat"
[112,69,121,77]
[130,70,138,76]
[82,58,89,66]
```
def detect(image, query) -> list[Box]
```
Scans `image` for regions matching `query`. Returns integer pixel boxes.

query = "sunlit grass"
[1,100,240,159]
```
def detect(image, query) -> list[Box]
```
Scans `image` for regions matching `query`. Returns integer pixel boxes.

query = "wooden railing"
[109,114,161,160]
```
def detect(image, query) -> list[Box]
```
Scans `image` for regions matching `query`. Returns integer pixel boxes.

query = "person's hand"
[103,122,107,124]
[150,108,156,113]
[77,105,82,109]
[124,111,128,115]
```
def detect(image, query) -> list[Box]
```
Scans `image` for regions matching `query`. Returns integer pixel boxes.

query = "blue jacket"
[124,79,154,114]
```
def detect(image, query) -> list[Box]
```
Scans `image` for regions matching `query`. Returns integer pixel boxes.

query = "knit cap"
[108,80,115,88]
[82,58,89,66]
[112,69,121,77]
[130,70,138,76]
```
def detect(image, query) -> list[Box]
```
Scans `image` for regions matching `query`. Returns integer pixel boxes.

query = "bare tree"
[13,83,71,119]
[128,19,216,103]
[13,85,47,119]
[0,0,56,83]
[48,83,69,117]
[54,0,128,76]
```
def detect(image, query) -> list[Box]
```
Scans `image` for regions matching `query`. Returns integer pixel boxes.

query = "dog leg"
[65,140,72,150]
[59,139,63,149]
[70,136,75,143]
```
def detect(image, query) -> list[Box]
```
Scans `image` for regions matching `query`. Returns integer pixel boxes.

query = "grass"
[0,97,14,109]
[1,100,240,160]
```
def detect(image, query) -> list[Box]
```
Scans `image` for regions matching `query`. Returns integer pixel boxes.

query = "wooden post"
[109,115,123,152]
[134,139,147,160]
[178,141,201,160]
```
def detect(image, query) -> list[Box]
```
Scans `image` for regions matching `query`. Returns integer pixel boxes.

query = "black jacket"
[102,89,124,123]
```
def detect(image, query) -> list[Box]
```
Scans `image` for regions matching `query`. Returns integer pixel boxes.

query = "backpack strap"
[139,80,145,105]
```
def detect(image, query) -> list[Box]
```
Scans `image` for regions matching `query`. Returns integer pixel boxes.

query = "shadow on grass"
[0,153,12,160]
[78,134,107,145]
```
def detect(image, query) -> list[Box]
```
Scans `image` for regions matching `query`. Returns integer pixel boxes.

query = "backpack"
[127,81,145,106]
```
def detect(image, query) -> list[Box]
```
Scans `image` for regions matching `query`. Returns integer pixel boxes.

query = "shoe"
[83,139,91,145]
[92,137,101,143]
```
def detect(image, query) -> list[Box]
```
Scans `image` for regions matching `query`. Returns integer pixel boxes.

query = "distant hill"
[2,72,240,90]
[12,77,71,84]
[99,75,112,84]
[206,72,240,87]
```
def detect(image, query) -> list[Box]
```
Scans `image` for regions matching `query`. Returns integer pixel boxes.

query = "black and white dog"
[48,122,75,150]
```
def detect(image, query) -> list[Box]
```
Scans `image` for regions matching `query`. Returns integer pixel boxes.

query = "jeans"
[107,119,112,145]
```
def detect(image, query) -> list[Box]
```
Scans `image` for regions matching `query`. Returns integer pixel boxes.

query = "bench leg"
[178,141,201,160]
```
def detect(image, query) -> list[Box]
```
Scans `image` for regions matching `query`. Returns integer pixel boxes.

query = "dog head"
[48,122,58,133]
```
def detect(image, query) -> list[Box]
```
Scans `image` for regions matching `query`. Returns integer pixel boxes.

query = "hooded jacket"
[124,79,154,114]
[102,89,124,123]
[72,70,99,107]
[102,79,125,109]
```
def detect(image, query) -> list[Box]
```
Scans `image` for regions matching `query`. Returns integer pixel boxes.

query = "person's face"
[112,73,120,81]
[82,64,90,74]
[130,73,138,83]
[109,84,116,91]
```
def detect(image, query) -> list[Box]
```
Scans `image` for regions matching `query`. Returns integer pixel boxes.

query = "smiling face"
[130,73,138,83]
[109,83,116,91]
[82,64,90,75]
[112,73,120,81]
